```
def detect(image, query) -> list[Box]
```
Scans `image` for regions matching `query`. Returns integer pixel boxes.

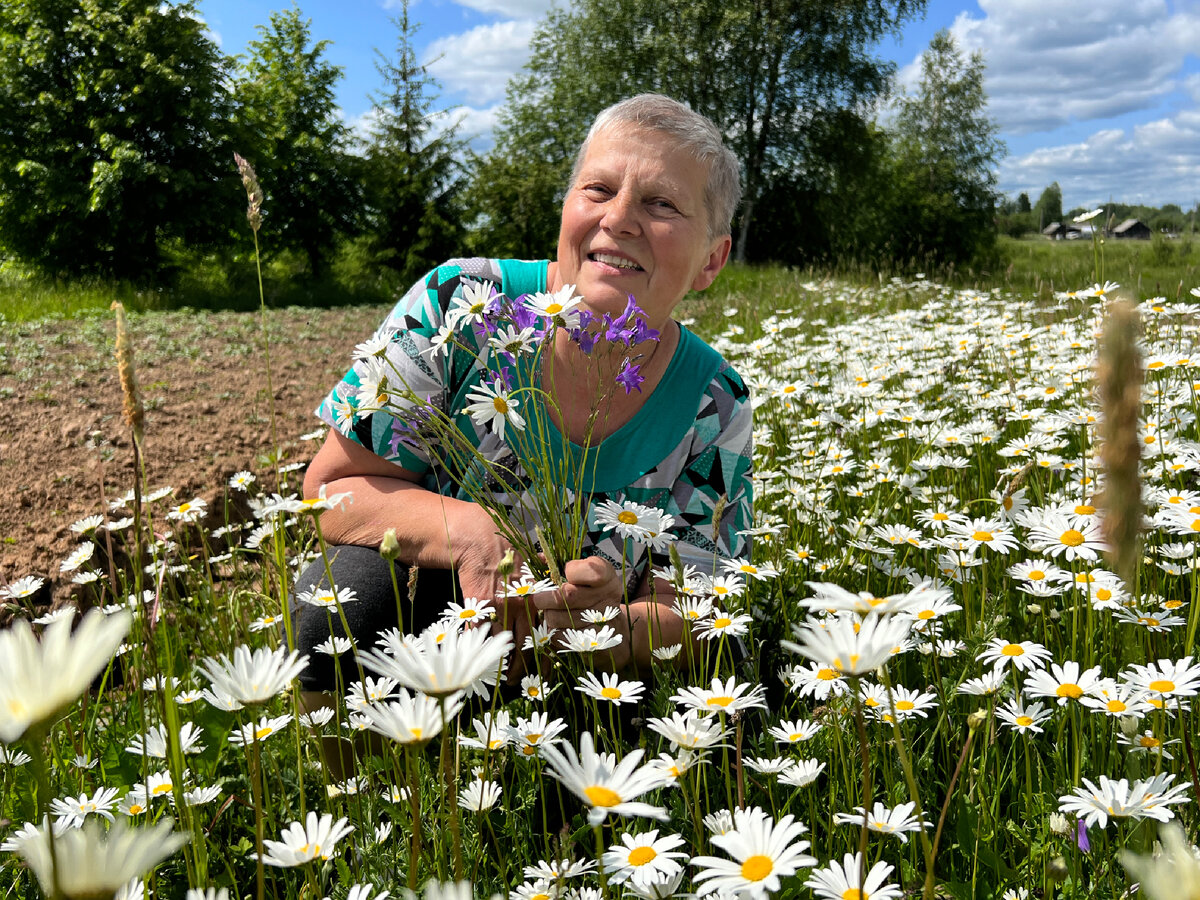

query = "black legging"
[290,545,454,693]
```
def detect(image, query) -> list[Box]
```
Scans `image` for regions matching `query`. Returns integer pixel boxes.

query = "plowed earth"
[0,303,389,611]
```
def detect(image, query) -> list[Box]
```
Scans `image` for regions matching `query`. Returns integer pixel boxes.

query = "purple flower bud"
[630,317,660,345]
[1075,820,1090,853]
[571,327,597,355]
[510,299,539,332]
[615,359,644,394]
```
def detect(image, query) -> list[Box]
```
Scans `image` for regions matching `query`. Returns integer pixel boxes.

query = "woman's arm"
[303,429,515,612]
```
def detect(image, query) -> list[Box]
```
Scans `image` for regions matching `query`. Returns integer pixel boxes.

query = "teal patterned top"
[315,258,753,589]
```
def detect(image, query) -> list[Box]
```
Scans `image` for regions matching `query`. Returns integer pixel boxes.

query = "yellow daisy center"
[1056,683,1084,699]
[932,512,948,521]
[255,726,274,739]
[1106,700,1127,712]
[816,667,839,681]
[788,732,804,742]
[707,696,735,708]
[1138,617,1160,627]
[545,302,563,315]
[895,700,915,711]
[740,855,774,882]
[1060,529,1085,547]
[585,785,623,807]
[1139,736,1161,748]
[713,617,733,629]
[1075,504,1095,515]
[1015,716,1034,727]
[917,609,936,620]
[409,727,423,739]
[1001,644,1025,656]
[601,687,622,700]
[628,847,657,866]
[1095,588,1112,601]
[972,530,994,542]
[492,397,509,414]
[1028,569,1045,581]
[617,510,639,525]
[1149,679,1176,693]
[459,609,476,619]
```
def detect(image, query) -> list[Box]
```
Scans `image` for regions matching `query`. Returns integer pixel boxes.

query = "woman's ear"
[691,235,733,292]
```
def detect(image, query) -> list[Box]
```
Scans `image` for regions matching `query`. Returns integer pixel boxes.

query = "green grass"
[984,235,1200,299]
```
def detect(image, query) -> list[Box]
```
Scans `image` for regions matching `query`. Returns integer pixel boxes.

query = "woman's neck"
[544,318,679,445]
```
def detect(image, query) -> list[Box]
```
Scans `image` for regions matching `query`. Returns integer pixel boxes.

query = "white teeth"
[592,253,640,270]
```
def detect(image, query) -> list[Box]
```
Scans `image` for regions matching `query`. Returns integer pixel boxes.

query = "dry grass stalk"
[111,301,144,444]
[233,152,263,233]
[1097,295,1143,586]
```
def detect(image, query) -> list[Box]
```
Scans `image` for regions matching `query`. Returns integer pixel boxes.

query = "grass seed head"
[1096,295,1143,585]
[233,152,263,233]
[111,301,144,443]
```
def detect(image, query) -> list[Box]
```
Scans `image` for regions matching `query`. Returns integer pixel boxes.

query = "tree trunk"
[735,195,755,263]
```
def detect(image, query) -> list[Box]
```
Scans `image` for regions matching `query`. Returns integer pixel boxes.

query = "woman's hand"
[538,557,632,670]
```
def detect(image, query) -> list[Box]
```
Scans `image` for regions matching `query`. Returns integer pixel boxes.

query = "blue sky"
[197,0,1200,212]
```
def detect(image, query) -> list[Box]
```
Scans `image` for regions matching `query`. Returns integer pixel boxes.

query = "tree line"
[0,0,1011,289]
[996,183,1200,238]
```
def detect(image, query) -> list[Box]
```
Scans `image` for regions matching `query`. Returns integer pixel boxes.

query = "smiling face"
[552,126,732,329]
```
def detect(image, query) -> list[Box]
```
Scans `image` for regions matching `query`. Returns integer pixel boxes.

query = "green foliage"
[360,3,465,285]
[884,29,1004,266]
[1035,181,1064,228]
[466,0,925,263]
[232,7,359,279]
[0,0,237,277]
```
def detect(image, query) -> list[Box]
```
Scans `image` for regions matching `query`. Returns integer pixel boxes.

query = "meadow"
[1,260,1198,900]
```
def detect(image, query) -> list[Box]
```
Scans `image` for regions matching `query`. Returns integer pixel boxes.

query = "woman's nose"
[600,190,640,235]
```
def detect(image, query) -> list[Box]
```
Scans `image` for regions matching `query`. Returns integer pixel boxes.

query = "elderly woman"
[295,94,753,699]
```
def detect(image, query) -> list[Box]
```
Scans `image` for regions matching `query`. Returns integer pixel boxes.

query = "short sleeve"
[314,261,498,475]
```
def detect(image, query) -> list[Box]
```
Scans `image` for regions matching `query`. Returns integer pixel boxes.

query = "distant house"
[1112,218,1151,239]
[1043,222,1082,240]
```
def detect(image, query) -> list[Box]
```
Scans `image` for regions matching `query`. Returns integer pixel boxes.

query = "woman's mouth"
[589,252,643,271]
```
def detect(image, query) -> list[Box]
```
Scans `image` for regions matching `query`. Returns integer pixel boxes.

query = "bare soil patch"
[0,303,390,606]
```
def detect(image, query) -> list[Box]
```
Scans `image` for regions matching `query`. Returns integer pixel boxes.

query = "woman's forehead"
[576,128,707,192]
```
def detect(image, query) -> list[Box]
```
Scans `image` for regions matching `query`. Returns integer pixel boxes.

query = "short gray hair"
[568,94,742,240]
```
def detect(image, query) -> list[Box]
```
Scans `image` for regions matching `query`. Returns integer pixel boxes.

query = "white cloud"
[945,0,1200,136]
[447,0,558,16]
[422,19,539,105]
[383,0,555,13]
[435,104,503,142]
[1000,111,1200,208]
